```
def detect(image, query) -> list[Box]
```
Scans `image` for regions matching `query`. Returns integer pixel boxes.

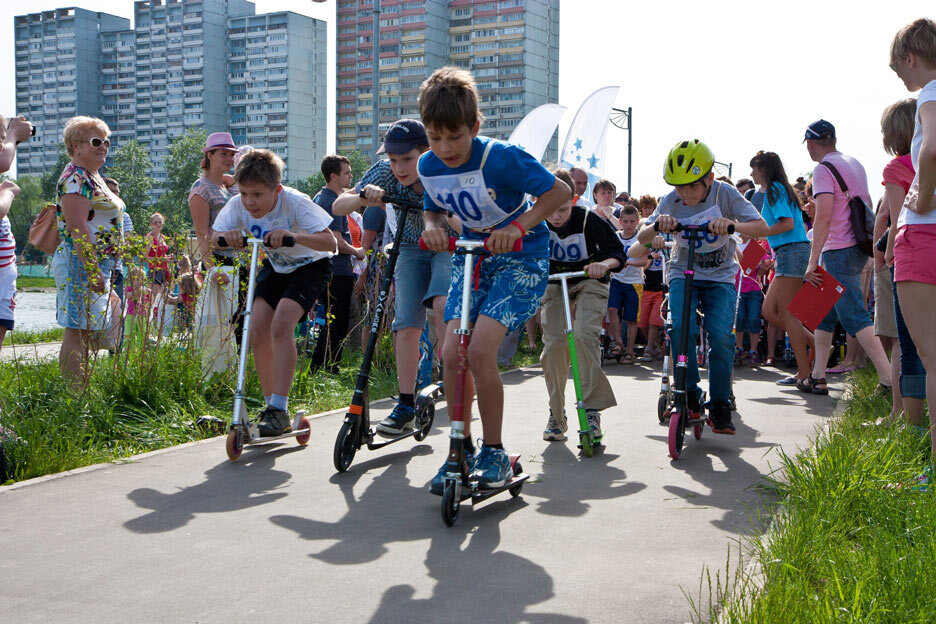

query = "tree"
[106,139,155,234]
[5,175,47,261]
[156,128,207,234]
[40,146,72,202]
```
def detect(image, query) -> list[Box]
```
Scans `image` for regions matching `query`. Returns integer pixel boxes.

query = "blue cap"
[377,119,429,155]
[804,119,836,142]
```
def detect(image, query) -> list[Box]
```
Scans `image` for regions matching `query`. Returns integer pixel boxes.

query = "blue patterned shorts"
[444,254,548,332]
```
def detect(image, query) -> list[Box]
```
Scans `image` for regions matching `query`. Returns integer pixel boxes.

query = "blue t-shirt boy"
[418,136,556,258]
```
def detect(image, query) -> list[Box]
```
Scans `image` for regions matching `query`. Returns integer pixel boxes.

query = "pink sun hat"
[203,132,236,153]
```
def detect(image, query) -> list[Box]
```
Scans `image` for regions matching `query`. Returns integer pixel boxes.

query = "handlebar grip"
[727,224,735,235]
[263,234,296,247]
[359,189,384,202]
[216,235,246,248]
[484,238,523,253]
[418,237,456,251]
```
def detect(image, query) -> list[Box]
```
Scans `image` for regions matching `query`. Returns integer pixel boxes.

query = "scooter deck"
[430,472,530,503]
[243,428,310,446]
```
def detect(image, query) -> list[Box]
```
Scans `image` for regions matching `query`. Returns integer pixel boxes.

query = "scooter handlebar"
[217,234,295,248]
[418,236,523,253]
[652,221,735,235]
[359,189,423,210]
[548,270,589,281]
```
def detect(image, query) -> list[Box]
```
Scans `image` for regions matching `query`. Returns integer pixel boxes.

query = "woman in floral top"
[51,116,125,385]
[188,132,237,270]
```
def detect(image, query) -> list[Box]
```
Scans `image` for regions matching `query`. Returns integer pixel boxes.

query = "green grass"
[693,367,935,623]
[3,327,65,346]
[15,276,55,289]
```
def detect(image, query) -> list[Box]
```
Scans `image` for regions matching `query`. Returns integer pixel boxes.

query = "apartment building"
[336,0,560,162]
[227,11,327,181]
[13,8,130,177]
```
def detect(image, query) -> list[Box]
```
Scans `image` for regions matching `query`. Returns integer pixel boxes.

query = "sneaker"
[734,347,744,366]
[728,393,737,412]
[909,466,934,492]
[585,409,603,438]
[376,403,416,436]
[257,406,291,437]
[543,409,567,441]
[776,376,799,386]
[749,351,761,366]
[429,447,475,495]
[706,403,735,435]
[471,444,512,489]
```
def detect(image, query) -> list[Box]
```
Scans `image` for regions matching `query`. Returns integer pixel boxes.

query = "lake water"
[13,291,59,332]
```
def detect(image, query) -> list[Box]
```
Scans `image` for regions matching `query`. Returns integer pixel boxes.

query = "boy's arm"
[291,229,337,252]
[332,189,367,216]
[487,178,570,254]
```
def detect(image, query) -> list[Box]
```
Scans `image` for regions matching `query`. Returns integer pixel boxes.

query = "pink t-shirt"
[882,154,914,193]
[812,151,871,252]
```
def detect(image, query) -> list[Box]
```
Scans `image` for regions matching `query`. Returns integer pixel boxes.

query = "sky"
[2,0,933,198]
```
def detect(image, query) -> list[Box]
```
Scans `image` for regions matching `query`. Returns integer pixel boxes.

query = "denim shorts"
[735,290,763,334]
[774,241,810,278]
[52,243,115,331]
[393,245,452,331]
[817,245,873,335]
[444,253,548,333]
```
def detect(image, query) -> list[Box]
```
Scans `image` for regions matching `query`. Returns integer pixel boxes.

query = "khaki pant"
[540,279,617,429]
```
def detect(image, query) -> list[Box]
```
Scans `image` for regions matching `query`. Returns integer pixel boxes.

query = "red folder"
[787,266,845,331]
[739,241,767,277]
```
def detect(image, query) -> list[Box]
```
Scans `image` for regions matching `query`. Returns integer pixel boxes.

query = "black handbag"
[819,161,875,257]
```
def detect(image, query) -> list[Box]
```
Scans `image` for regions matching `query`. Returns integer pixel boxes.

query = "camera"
[31,126,36,136]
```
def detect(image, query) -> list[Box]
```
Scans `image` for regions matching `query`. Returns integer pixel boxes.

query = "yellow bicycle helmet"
[663,139,715,186]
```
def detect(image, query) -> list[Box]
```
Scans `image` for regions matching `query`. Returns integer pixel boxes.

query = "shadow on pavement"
[526,443,646,517]
[271,455,582,624]
[122,445,300,534]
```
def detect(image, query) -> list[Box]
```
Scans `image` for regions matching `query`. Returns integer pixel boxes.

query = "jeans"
[891,266,927,399]
[735,290,764,335]
[668,278,737,405]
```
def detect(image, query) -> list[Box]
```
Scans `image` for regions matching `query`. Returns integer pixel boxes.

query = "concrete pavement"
[0,361,839,623]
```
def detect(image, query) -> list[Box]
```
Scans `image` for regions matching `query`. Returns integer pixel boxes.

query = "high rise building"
[335,0,560,163]
[13,8,130,178]
[14,1,327,192]
[227,12,328,181]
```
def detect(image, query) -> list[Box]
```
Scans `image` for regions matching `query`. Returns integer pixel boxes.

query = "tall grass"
[692,367,935,623]
[2,327,65,345]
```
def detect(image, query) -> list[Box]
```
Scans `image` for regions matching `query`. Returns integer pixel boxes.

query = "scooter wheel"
[657,394,668,423]
[693,423,703,440]
[413,401,435,442]
[296,416,312,446]
[226,429,243,462]
[668,409,685,460]
[333,419,358,473]
[579,432,593,458]
[509,462,524,497]
[441,482,460,527]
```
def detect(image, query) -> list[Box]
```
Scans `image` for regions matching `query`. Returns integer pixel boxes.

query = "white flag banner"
[559,86,620,201]
[507,103,567,162]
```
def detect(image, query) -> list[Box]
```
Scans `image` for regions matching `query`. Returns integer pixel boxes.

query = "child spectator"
[145,212,170,299]
[591,178,621,229]
[212,149,337,436]
[166,273,199,332]
[608,205,648,363]
[734,234,768,365]
[637,246,666,362]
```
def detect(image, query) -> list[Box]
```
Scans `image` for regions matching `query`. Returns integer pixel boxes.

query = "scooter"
[220,233,313,461]
[548,271,603,457]
[654,221,734,460]
[426,236,528,527]
[333,192,442,473]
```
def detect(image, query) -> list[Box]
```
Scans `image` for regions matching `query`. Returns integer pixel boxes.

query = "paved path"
[0,341,63,362]
[0,362,839,623]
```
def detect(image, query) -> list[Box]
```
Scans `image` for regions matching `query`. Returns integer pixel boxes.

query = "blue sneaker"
[429,447,475,495]
[471,444,512,490]
[376,402,416,436]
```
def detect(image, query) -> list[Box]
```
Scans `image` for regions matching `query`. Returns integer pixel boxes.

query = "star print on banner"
[558,86,620,201]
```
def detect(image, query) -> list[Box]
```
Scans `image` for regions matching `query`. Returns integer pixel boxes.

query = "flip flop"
[826,364,857,375]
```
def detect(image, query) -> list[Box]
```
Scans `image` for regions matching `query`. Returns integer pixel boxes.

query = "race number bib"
[675,205,728,253]
[422,169,517,230]
[549,231,587,263]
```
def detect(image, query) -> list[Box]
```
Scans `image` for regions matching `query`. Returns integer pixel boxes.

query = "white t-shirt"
[898,79,936,227]
[213,186,335,273]
[612,231,644,284]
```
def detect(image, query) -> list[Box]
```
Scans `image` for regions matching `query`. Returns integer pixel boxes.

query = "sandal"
[620,352,636,364]
[765,357,775,366]
[826,364,857,375]
[609,343,623,357]
[797,375,828,395]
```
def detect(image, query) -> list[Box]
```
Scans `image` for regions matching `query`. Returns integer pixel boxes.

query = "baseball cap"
[377,119,429,155]
[803,119,835,142]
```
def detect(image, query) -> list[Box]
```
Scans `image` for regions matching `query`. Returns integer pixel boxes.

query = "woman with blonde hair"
[52,116,125,385]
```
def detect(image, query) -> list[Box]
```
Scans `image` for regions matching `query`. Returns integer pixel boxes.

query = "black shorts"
[254,258,332,314]
[151,269,167,285]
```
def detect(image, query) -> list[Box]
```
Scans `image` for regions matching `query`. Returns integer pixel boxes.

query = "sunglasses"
[84,137,111,149]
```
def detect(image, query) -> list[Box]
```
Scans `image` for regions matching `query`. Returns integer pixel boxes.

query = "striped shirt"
[0,216,14,270]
